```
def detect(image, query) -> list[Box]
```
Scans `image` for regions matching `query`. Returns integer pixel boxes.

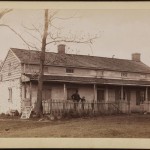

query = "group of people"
[71,90,86,103]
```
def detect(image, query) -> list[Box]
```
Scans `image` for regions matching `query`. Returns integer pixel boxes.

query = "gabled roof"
[11,48,150,73]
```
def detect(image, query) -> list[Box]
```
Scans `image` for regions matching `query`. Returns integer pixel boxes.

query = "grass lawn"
[0,114,150,138]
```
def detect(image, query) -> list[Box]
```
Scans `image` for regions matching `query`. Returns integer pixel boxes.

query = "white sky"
[1,9,150,66]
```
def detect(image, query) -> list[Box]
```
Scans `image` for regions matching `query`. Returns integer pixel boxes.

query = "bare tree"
[35,9,99,117]
[0,9,99,117]
[36,9,49,117]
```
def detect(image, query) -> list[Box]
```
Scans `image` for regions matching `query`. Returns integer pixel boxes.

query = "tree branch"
[0,24,39,50]
[51,12,78,21]
[0,9,13,19]
[46,36,98,45]
[25,30,42,43]
[22,23,43,39]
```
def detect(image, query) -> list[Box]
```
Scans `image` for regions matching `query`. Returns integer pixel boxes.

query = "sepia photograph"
[0,1,150,149]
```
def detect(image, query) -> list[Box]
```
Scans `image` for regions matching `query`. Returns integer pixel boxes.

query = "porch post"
[145,87,148,102]
[121,86,124,101]
[145,87,148,112]
[93,84,97,101]
[23,64,26,74]
[105,87,109,102]
[29,81,32,106]
[63,83,67,100]
[105,86,109,111]
[120,85,124,112]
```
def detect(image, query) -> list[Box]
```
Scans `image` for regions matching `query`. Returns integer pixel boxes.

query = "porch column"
[23,64,26,74]
[63,83,67,100]
[29,82,32,106]
[145,87,149,112]
[145,87,148,102]
[105,86,109,102]
[120,85,124,112]
[105,86,109,111]
[24,82,27,99]
[121,86,124,101]
[93,84,97,101]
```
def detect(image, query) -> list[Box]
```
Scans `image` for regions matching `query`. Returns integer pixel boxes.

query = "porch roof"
[23,74,150,86]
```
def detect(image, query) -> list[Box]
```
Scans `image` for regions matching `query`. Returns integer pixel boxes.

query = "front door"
[97,88,105,112]
[97,88,105,102]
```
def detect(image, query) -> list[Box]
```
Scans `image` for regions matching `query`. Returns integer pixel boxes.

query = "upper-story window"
[66,68,74,73]
[121,72,127,77]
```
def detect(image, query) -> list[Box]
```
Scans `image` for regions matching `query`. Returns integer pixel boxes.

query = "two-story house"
[1,44,150,114]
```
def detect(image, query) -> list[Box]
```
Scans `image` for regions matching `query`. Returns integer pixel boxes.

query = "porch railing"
[32,99,130,118]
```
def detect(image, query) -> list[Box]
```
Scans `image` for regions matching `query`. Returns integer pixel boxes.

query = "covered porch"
[21,74,150,114]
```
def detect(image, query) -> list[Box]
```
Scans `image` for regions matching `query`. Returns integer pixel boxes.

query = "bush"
[14,110,19,116]
[0,113,6,117]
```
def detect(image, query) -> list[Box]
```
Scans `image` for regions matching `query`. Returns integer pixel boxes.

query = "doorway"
[97,88,105,102]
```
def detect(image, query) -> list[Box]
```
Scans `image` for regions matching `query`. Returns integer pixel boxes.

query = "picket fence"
[32,99,130,118]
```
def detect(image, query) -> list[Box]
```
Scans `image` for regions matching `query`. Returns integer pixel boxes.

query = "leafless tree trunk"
[35,9,49,117]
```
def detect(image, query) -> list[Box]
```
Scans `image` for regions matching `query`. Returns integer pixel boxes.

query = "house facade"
[1,44,150,114]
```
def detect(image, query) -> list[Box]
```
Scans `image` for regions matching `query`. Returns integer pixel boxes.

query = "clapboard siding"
[0,78,22,113]
[1,50,21,81]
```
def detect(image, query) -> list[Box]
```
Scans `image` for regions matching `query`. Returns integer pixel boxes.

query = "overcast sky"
[1,9,150,66]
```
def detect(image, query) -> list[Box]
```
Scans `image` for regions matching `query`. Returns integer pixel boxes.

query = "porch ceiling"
[23,74,150,86]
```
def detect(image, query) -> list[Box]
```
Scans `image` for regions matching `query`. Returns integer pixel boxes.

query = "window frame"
[121,72,128,77]
[8,87,12,102]
[66,68,74,74]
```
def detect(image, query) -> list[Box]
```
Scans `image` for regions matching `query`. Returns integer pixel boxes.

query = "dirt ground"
[0,114,150,138]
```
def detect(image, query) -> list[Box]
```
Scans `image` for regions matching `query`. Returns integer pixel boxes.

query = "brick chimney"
[58,44,65,54]
[132,53,141,62]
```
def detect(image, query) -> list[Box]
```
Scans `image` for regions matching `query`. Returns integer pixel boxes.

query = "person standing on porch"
[71,90,81,102]
[71,90,81,110]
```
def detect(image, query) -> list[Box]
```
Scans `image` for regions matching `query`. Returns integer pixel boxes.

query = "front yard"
[0,114,150,138]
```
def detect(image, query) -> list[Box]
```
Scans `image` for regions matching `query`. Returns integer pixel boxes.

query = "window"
[121,72,127,77]
[136,90,145,105]
[115,89,126,102]
[97,89,105,102]
[8,87,12,102]
[66,68,74,73]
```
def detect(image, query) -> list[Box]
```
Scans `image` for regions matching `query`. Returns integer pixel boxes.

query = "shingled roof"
[11,48,150,73]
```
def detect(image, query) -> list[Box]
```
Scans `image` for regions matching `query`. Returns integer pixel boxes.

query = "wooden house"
[1,44,150,114]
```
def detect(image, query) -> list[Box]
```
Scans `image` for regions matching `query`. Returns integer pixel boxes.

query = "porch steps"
[21,106,33,119]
